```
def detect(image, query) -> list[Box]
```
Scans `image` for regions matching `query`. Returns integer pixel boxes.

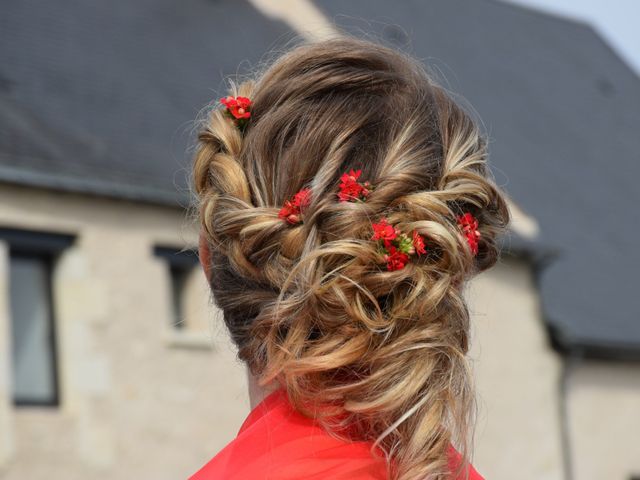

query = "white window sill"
[163,330,215,350]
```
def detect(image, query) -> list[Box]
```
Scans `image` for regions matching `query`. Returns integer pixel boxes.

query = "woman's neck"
[247,368,281,410]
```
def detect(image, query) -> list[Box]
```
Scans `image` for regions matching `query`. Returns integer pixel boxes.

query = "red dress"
[189,388,484,480]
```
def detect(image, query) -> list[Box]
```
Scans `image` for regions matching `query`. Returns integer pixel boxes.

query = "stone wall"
[1,184,638,480]
[567,360,640,480]
[0,185,248,480]
[468,256,565,479]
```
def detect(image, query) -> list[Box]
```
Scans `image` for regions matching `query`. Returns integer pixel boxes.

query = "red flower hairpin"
[220,95,252,130]
[338,169,373,202]
[457,212,481,256]
[278,188,312,225]
[371,218,427,271]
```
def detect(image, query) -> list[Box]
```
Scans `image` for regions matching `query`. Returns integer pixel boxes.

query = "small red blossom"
[371,218,427,271]
[278,187,312,225]
[292,188,311,210]
[338,169,373,202]
[220,95,252,130]
[412,230,427,256]
[278,200,299,224]
[220,95,251,119]
[383,246,410,271]
[371,218,398,248]
[457,212,481,256]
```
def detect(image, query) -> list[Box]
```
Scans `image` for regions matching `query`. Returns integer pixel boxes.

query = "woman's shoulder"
[188,389,483,480]
[189,389,387,479]
[447,445,485,480]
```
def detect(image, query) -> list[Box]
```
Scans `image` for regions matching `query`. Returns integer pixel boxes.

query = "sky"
[504,0,640,75]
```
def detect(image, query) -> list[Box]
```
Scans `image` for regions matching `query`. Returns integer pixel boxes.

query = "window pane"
[9,255,58,405]
[170,265,189,330]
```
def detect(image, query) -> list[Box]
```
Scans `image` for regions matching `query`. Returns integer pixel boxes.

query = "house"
[0,1,638,479]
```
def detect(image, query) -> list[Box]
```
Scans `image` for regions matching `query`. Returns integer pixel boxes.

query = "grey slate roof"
[1,0,639,356]
[310,0,640,357]
[0,0,291,206]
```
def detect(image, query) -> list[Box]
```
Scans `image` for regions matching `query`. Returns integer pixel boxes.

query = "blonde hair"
[192,37,510,480]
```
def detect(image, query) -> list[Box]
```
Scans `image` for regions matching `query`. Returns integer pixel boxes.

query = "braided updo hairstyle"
[192,37,510,480]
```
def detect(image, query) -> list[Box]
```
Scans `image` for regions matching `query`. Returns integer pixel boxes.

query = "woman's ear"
[198,230,212,284]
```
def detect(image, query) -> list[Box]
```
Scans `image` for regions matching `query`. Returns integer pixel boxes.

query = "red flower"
[220,95,252,119]
[412,230,427,256]
[220,96,252,131]
[371,218,398,248]
[383,246,410,271]
[371,218,425,271]
[278,200,299,224]
[457,212,481,256]
[292,188,312,210]
[278,187,312,224]
[338,169,372,202]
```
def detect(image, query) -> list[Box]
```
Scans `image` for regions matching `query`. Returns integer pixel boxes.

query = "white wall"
[2,184,638,480]
[468,255,565,480]
[0,185,249,480]
[567,360,640,480]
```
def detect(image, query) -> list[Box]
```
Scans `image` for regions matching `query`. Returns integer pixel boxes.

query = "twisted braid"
[192,37,510,480]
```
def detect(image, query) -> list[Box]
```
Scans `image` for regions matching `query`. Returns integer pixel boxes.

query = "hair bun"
[192,37,510,480]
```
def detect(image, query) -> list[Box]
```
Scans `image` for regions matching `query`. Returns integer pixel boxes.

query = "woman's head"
[193,36,510,480]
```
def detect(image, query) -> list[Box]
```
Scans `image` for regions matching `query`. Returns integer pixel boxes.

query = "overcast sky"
[504,0,640,75]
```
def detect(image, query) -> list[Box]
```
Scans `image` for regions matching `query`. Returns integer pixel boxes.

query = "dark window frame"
[10,252,60,406]
[153,246,199,269]
[153,245,200,330]
[0,227,75,408]
[0,228,75,256]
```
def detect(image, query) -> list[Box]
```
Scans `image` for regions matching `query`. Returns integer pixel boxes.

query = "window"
[0,228,74,407]
[9,253,58,405]
[153,246,200,331]
[169,264,190,330]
